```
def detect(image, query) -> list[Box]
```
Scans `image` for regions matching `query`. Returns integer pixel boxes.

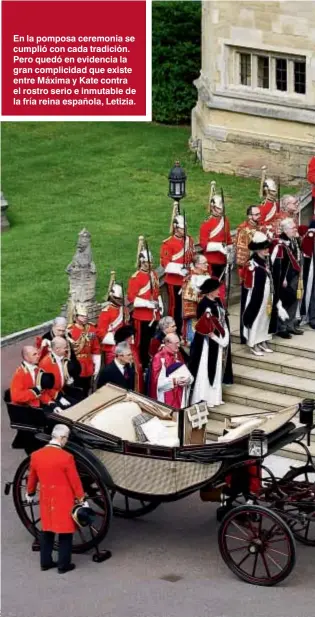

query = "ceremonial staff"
[145,238,156,327]
[221,188,231,308]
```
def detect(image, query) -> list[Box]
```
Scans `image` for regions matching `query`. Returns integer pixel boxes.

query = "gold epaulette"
[130,270,139,278]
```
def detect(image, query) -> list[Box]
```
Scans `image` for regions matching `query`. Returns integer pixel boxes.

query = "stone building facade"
[191,1,315,184]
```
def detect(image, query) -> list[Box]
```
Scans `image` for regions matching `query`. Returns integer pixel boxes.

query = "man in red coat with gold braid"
[127,237,162,370]
[67,303,101,398]
[39,337,82,409]
[26,424,85,573]
[160,208,195,335]
[199,193,233,280]
[10,345,56,408]
[96,273,125,365]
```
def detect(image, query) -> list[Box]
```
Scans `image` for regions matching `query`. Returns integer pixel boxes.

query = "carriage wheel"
[280,465,315,546]
[13,456,112,554]
[218,504,296,586]
[111,490,161,519]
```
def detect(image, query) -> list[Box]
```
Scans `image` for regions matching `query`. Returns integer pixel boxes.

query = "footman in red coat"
[26,424,85,574]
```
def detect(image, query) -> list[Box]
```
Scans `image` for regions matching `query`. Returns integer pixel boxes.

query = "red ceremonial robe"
[149,347,186,409]
[27,443,85,533]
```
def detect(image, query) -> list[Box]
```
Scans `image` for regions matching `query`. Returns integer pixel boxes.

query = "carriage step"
[222,384,301,412]
[233,365,315,399]
[232,345,315,380]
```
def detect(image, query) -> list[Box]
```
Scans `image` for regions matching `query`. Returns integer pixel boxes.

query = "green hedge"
[152,1,201,124]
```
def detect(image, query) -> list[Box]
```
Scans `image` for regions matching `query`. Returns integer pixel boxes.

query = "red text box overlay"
[2,1,146,116]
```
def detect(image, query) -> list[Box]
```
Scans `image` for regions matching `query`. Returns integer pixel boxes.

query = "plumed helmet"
[39,372,55,389]
[75,303,88,317]
[139,249,153,263]
[72,504,96,528]
[248,231,270,251]
[263,178,277,193]
[210,194,223,211]
[173,214,185,229]
[110,283,123,299]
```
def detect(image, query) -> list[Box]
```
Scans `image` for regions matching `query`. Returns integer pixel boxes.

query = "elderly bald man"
[39,337,82,410]
[10,345,55,407]
[36,316,75,361]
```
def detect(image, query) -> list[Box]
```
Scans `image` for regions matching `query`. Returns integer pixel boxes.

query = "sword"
[145,239,156,327]
[221,188,231,308]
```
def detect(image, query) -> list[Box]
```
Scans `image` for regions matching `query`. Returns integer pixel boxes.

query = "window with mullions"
[240,53,251,86]
[294,60,306,94]
[257,56,269,89]
[276,58,287,91]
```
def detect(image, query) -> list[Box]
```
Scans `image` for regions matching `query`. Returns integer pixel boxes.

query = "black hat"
[114,325,135,344]
[199,277,223,295]
[248,231,270,251]
[72,504,96,528]
[40,372,55,389]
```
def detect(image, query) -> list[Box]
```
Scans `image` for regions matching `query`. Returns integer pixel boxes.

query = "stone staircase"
[206,303,315,461]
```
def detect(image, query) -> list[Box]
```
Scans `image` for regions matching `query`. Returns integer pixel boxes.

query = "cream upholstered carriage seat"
[217,405,298,443]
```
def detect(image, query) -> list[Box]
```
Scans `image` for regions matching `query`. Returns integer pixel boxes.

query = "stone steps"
[232,344,315,380]
[233,364,315,399]
[222,383,302,412]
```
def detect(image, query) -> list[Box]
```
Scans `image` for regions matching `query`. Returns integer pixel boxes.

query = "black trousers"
[40,531,72,569]
[138,321,157,370]
[73,376,92,398]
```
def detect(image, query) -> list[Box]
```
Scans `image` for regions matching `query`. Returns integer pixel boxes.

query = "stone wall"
[191,0,315,184]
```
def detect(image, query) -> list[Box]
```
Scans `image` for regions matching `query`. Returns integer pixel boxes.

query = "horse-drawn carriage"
[4,384,315,586]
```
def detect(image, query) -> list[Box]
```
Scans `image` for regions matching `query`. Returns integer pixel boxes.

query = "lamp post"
[168,161,186,209]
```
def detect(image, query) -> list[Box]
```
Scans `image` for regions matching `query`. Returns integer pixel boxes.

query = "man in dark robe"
[270,218,304,338]
[241,232,276,356]
[300,220,315,329]
[97,342,135,390]
[189,278,233,409]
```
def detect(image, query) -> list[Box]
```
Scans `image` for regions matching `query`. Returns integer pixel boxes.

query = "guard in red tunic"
[149,333,193,409]
[259,169,280,232]
[160,208,195,335]
[300,220,315,328]
[127,237,162,369]
[199,193,233,280]
[26,424,85,573]
[307,156,315,217]
[114,324,144,393]
[10,345,56,408]
[96,272,125,365]
[67,303,101,398]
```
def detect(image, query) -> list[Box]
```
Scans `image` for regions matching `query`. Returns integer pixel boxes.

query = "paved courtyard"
[1,339,315,617]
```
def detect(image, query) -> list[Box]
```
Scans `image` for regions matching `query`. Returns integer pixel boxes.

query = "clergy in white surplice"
[189,278,233,409]
[241,231,276,357]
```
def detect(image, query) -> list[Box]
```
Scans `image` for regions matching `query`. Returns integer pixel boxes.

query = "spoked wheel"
[218,504,296,586]
[111,490,161,519]
[13,456,112,554]
[280,465,315,546]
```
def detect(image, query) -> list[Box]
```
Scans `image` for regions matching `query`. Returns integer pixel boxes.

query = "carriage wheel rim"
[219,505,296,585]
[13,456,112,553]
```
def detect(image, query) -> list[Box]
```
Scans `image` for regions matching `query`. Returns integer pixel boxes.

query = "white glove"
[227,246,235,266]
[25,493,35,504]
[80,500,89,508]
[158,295,164,316]
[59,396,71,407]
[93,354,101,377]
[277,300,289,322]
[54,406,63,414]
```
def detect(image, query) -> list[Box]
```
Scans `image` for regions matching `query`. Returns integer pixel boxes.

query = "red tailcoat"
[149,347,185,409]
[10,363,52,407]
[96,304,124,361]
[259,199,279,226]
[127,270,161,322]
[27,444,84,533]
[307,156,315,201]
[199,216,232,267]
[39,353,67,402]
[160,235,195,287]
[67,323,100,377]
